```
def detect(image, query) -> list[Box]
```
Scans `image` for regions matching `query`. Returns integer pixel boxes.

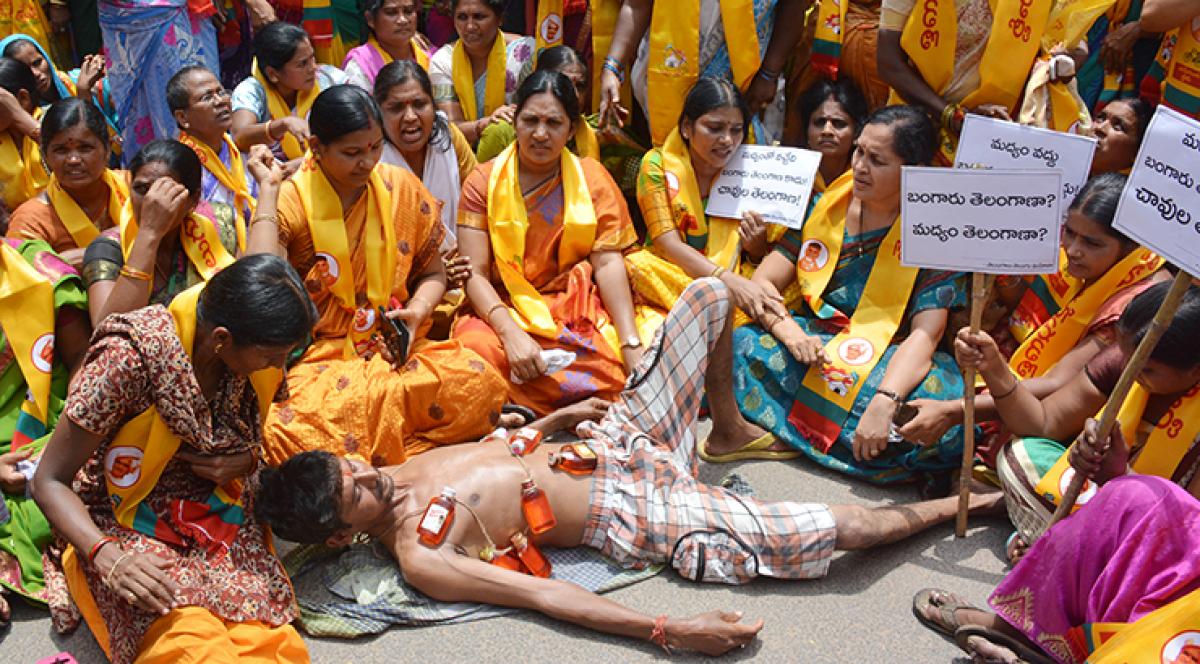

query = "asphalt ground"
[2,421,1009,663]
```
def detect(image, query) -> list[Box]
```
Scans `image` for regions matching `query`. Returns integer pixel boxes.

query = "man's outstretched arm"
[398,542,762,655]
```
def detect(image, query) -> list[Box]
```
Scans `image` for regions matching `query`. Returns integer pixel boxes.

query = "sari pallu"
[342,37,431,91]
[262,163,507,466]
[44,294,294,664]
[452,156,643,417]
[0,238,86,610]
[989,475,1200,664]
[731,216,967,483]
[100,0,219,164]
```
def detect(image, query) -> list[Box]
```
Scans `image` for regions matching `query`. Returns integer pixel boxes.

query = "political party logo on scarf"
[539,13,563,44]
[798,240,829,273]
[1162,632,1200,664]
[353,306,377,333]
[823,0,842,34]
[31,333,54,373]
[105,446,144,489]
[838,338,874,366]
[662,44,688,73]
[820,365,858,396]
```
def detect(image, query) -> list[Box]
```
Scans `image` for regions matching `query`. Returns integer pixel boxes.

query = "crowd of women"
[1,0,1199,661]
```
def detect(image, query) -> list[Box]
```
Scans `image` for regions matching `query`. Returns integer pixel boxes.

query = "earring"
[215,343,224,355]
[182,122,189,129]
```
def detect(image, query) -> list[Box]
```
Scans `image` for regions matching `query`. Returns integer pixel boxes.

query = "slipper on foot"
[698,433,800,463]
[955,625,1054,664]
[912,588,982,641]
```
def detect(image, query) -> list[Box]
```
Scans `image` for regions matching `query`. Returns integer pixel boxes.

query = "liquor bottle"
[509,427,543,456]
[510,532,551,578]
[520,479,557,534]
[546,442,598,475]
[490,551,523,572]
[416,486,456,546]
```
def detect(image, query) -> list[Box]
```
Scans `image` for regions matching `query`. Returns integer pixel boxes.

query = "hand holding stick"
[1037,270,1193,538]
[955,273,990,537]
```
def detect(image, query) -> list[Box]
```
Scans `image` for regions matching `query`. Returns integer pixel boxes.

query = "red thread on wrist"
[650,614,672,653]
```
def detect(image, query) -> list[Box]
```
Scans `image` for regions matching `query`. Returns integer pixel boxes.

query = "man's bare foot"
[704,419,784,456]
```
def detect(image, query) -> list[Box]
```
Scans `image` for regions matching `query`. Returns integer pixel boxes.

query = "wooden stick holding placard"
[1037,270,1193,538]
[955,272,989,537]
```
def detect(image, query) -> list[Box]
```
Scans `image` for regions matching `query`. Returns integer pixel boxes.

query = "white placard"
[954,114,1096,212]
[1112,106,1200,276]
[705,145,822,228]
[901,167,1062,274]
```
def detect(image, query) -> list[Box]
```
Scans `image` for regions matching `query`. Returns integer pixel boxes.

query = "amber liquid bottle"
[509,427,543,456]
[546,443,598,475]
[520,479,557,534]
[417,486,457,546]
[511,532,551,578]
[490,551,522,572]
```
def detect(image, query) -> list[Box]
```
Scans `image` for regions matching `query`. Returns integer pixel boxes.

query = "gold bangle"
[119,265,152,282]
[484,302,507,321]
[710,266,726,279]
[250,214,277,226]
[103,550,132,589]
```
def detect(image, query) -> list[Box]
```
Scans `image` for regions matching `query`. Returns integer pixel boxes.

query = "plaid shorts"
[578,279,837,585]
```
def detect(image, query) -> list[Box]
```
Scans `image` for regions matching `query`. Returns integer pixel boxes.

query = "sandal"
[912,588,983,641]
[698,433,800,463]
[955,625,1054,664]
[500,404,537,427]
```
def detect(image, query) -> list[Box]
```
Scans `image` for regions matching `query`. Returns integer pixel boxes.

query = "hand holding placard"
[705,145,822,229]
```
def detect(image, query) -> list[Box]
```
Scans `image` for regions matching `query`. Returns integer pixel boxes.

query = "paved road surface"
[2,424,1008,663]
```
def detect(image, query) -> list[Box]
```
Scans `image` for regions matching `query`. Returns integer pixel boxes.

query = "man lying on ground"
[257,279,1002,656]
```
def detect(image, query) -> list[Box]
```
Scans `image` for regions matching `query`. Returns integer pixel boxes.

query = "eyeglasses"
[196,88,233,106]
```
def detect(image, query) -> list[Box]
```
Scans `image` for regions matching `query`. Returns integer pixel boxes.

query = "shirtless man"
[256,279,1001,656]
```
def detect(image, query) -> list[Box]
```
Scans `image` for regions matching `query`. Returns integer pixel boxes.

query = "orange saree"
[452,158,636,417]
[263,162,506,466]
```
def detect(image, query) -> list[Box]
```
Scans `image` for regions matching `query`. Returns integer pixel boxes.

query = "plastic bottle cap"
[441,486,457,499]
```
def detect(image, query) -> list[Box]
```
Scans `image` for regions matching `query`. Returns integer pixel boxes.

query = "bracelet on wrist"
[88,536,119,566]
[119,265,152,282]
[710,265,726,280]
[876,388,904,403]
[756,66,781,82]
[602,56,626,83]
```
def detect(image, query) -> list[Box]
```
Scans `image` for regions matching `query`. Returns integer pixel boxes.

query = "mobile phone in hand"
[378,306,411,365]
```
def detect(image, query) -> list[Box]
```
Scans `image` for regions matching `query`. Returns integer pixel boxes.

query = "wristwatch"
[620,335,643,350]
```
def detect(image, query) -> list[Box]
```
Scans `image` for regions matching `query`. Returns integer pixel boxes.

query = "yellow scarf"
[894,0,1051,158]
[119,203,239,282]
[252,59,320,160]
[1159,20,1200,115]
[0,241,56,437]
[369,36,430,71]
[486,143,596,339]
[574,117,601,161]
[659,126,740,269]
[451,33,507,121]
[177,131,252,249]
[812,0,850,78]
[646,0,760,146]
[794,173,919,450]
[293,154,396,358]
[105,284,280,536]
[46,169,131,250]
[590,0,626,114]
[1025,0,1116,133]
[1037,382,1200,512]
[0,130,49,209]
[535,0,565,50]
[1009,248,1163,379]
[1085,587,1200,663]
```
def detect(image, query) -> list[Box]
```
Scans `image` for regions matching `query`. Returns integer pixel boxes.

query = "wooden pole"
[955,272,989,537]
[1037,270,1193,539]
